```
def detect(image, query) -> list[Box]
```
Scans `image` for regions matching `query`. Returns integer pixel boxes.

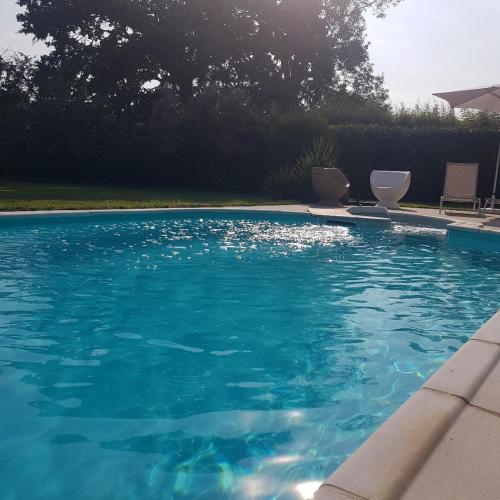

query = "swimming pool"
[1,211,499,499]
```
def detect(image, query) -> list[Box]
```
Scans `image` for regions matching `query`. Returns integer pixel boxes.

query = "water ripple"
[0,212,499,499]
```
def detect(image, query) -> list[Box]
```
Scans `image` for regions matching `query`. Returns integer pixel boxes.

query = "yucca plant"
[298,136,342,171]
[267,136,341,200]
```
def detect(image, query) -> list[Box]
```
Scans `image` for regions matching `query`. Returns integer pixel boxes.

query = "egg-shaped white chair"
[312,167,350,207]
[370,170,411,209]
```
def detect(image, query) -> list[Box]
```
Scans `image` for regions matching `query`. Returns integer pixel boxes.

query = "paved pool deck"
[1,204,500,499]
[3,204,499,233]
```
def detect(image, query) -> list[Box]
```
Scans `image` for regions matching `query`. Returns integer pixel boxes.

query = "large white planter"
[370,170,411,209]
[312,167,350,207]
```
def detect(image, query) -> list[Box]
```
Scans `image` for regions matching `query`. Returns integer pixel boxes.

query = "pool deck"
[1,204,500,499]
[307,205,500,234]
[2,204,500,233]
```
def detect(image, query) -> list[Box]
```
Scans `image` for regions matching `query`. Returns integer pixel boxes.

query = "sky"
[367,0,500,106]
[1,0,499,106]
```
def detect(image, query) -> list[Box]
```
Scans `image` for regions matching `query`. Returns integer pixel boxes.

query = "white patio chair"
[370,170,411,209]
[439,163,481,214]
[312,167,350,207]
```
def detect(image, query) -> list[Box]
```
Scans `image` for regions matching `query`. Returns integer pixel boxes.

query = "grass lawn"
[0,180,290,211]
[0,180,471,213]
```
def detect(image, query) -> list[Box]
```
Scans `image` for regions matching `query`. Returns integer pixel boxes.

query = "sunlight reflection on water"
[0,212,499,499]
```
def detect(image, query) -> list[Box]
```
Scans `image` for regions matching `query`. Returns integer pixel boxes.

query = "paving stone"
[402,405,500,499]
[424,339,500,401]
[472,311,500,345]
[323,389,465,500]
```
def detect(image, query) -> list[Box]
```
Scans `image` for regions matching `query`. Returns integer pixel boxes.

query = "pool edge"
[2,204,498,236]
[316,309,500,500]
[0,205,310,218]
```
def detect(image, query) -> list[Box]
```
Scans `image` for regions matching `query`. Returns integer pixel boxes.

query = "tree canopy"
[17,0,401,110]
[3,1,500,200]
[5,0,451,194]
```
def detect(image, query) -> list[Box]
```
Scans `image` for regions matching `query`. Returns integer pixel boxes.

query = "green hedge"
[2,96,499,203]
[324,125,500,202]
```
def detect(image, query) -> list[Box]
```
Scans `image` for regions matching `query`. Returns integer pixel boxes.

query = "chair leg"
[439,197,444,214]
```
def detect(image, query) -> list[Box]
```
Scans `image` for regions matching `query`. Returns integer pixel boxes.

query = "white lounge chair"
[312,167,350,207]
[439,162,480,214]
[370,170,411,209]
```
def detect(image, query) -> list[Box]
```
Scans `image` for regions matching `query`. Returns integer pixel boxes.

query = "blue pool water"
[1,211,499,499]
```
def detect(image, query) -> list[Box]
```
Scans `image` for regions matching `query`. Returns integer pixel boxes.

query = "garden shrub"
[266,136,341,200]
[1,82,500,204]
[326,125,500,202]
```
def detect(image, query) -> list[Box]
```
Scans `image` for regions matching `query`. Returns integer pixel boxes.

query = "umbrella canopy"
[433,84,500,205]
[434,85,500,113]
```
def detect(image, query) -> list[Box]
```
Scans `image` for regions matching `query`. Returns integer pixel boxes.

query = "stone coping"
[308,206,500,234]
[315,310,500,500]
[1,204,499,234]
[0,204,310,218]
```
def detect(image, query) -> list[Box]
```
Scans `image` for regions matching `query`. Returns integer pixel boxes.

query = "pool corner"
[315,310,500,500]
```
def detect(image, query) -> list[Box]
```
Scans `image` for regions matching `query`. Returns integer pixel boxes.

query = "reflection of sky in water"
[392,223,447,236]
[0,212,499,499]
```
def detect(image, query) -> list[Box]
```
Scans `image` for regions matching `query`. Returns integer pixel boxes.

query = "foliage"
[392,103,458,128]
[300,136,342,170]
[1,0,455,201]
[2,50,500,203]
[0,52,35,105]
[266,124,500,203]
[16,0,400,110]
[0,52,37,174]
[2,0,500,206]
[266,136,341,200]
[327,125,500,202]
[392,103,500,129]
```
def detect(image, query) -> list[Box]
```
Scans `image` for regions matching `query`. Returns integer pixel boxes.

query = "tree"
[0,51,37,174]
[17,0,401,110]
[0,51,35,105]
